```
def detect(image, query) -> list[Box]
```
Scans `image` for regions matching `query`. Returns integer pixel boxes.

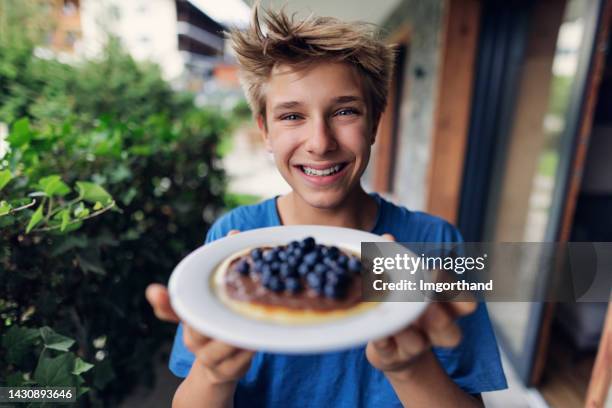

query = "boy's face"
[260,61,374,209]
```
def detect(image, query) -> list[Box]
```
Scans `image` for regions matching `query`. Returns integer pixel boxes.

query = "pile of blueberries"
[233,237,362,299]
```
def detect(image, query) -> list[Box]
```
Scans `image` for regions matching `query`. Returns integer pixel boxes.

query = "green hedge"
[0,9,230,405]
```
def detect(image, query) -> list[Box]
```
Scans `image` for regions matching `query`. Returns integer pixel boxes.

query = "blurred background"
[0,0,610,407]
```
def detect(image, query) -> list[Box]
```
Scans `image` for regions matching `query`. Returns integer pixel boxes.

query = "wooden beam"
[586,302,612,408]
[426,0,480,224]
[584,2,612,404]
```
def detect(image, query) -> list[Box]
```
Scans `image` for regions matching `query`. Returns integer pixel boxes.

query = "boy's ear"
[257,115,273,151]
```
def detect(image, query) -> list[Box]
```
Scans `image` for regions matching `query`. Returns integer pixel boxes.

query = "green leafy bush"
[0,6,230,404]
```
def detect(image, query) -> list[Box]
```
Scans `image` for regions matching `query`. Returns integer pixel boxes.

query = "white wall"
[79,0,184,81]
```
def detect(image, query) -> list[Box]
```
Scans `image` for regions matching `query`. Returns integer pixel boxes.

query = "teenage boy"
[147,4,507,407]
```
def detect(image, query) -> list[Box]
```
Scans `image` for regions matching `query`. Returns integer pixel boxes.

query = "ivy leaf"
[26,204,44,233]
[60,209,70,232]
[72,357,94,375]
[7,118,32,148]
[34,352,76,387]
[0,200,11,216]
[76,207,90,219]
[39,175,70,197]
[40,326,75,351]
[76,182,112,205]
[0,169,11,191]
[1,325,40,365]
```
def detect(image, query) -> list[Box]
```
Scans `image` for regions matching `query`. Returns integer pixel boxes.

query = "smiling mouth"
[298,163,348,177]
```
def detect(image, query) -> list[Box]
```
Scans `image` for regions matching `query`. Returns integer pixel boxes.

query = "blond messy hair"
[229,3,395,129]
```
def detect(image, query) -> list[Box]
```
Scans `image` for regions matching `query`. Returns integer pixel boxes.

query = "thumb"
[146,283,180,323]
[228,229,240,236]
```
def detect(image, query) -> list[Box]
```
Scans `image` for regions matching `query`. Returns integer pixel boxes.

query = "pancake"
[212,238,376,324]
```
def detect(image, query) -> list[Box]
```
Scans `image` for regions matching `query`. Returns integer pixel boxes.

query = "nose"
[305,117,337,155]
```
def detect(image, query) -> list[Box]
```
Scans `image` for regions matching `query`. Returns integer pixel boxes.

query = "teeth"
[302,164,342,176]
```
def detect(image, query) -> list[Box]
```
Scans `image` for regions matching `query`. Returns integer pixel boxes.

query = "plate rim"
[168,225,427,353]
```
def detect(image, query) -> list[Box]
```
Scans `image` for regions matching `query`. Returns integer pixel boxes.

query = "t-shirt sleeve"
[168,225,222,378]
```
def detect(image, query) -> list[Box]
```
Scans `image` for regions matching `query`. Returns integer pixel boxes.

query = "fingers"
[228,229,240,236]
[418,303,462,348]
[381,233,395,242]
[367,326,428,372]
[215,350,255,377]
[371,337,396,359]
[145,283,179,323]
[448,301,478,317]
[394,326,429,358]
[196,341,241,367]
[183,324,211,352]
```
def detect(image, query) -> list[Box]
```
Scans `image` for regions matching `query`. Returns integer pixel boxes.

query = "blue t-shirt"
[169,193,507,406]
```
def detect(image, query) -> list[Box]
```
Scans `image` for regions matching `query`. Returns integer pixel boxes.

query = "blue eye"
[335,108,358,116]
[281,114,301,121]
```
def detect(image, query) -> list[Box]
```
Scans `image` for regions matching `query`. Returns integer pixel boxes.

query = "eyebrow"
[272,101,303,113]
[271,95,363,114]
[332,95,363,104]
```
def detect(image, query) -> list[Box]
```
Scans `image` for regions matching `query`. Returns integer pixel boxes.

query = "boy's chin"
[297,189,351,210]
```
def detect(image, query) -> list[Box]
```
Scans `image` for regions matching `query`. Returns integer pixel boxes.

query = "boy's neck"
[276,187,378,231]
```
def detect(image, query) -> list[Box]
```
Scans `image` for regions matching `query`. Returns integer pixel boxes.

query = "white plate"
[168,225,427,353]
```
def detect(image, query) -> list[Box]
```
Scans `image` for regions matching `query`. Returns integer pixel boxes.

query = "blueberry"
[278,250,288,261]
[314,263,328,275]
[292,247,304,260]
[324,282,345,299]
[280,263,297,278]
[253,260,264,273]
[235,260,250,276]
[306,272,323,289]
[327,246,340,259]
[302,237,316,250]
[266,276,284,292]
[270,261,280,272]
[251,248,263,260]
[297,263,310,276]
[326,270,348,285]
[347,257,362,273]
[323,257,338,268]
[331,265,349,277]
[263,250,277,262]
[285,277,302,293]
[336,255,349,267]
[261,273,272,286]
[288,240,300,250]
[303,252,319,266]
[320,246,329,256]
[261,264,273,279]
[287,255,299,268]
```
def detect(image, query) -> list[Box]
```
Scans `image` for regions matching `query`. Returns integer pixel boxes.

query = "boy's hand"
[145,230,254,385]
[366,234,478,380]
